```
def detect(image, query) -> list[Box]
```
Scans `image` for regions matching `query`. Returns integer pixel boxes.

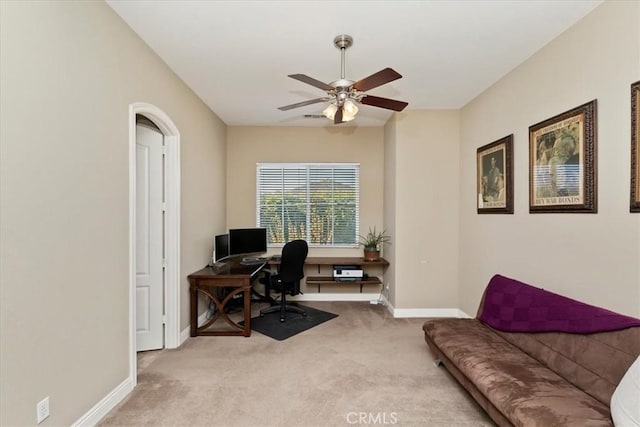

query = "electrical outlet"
[37,397,49,424]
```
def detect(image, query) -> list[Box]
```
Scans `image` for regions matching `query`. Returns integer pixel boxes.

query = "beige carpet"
[100,302,494,426]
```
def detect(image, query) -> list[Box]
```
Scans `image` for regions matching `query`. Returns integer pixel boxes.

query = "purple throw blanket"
[477,274,640,333]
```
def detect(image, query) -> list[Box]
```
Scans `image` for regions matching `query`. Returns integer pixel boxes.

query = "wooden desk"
[268,257,390,292]
[188,260,265,337]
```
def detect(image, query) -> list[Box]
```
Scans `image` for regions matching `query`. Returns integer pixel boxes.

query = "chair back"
[278,239,308,284]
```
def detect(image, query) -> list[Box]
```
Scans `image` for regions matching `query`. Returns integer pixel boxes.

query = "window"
[257,163,359,246]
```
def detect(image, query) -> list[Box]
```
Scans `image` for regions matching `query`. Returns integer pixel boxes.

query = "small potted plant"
[359,227,391,261]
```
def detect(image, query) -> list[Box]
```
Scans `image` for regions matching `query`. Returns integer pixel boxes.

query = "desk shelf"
[268,257,389,294]
[306,276,382,293]
[269,257,389,272]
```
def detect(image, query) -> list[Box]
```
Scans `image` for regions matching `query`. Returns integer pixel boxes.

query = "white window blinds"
[256,163,360,246]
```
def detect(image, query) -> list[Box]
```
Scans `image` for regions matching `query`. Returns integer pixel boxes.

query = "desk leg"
[243,282,251,337]
[190,279,198,337]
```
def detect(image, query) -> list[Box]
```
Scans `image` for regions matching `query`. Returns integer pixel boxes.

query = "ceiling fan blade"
[352,68,402,92]
[288,74,334,91]
[334,106,344,124]
[278,98,328,111]
[360,95,408,112]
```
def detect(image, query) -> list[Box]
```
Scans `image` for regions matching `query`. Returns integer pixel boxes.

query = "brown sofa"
[422,275,640,426]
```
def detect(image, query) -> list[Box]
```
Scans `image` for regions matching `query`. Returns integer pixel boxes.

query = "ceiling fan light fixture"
[342,100,358,122]
[343,99,358,115]
[322,103,338,120]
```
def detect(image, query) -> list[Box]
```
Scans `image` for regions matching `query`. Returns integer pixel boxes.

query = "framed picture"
[477,135,513,214]
[631,81,640,212]
[529,100,597,213]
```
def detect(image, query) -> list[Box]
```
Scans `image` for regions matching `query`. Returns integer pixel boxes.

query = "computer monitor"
[214,234,229,261]
[229,228,267,257]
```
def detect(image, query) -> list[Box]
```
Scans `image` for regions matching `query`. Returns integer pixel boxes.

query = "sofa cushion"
[423,318,612,426]
[493,327,640,406]
[610,356,640,427]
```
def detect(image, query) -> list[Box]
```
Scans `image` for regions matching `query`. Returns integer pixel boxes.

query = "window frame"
[256,162,360,248]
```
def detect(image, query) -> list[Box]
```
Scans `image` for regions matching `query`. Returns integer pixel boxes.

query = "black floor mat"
[242,304,338,341]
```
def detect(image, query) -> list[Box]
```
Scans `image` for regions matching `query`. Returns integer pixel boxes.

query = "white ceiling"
[106,0,602,127]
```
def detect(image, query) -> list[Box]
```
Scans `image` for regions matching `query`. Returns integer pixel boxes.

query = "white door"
[136,123,164,351]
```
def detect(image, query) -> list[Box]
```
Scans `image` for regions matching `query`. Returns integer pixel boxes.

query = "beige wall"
[459,0,640,317]
[0,2,226,425]
[385,111,461,309]
[226,126,384,292]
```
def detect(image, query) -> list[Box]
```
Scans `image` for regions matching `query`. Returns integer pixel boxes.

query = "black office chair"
[259,239,308,322]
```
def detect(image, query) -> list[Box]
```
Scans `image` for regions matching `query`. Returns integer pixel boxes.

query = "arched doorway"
[128,103,181,385]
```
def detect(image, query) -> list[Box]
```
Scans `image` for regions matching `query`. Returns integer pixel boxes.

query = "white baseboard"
[380,295,472,318]
[180,325,191,345]
[296,294,471,319]
[72,377,134,427]
[392,308,471,318]
[180,310,210,345]
[457,309,473,318]
[290,292,381,302]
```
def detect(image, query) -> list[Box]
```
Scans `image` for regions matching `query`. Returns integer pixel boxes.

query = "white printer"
[332,265,364,281]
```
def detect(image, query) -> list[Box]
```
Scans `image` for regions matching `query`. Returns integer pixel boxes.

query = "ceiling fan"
[278,34,409,124]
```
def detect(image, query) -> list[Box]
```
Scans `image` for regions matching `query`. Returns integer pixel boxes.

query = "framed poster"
[529,100,597,213]
[631,81,640,212]
[477,134,513,214]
